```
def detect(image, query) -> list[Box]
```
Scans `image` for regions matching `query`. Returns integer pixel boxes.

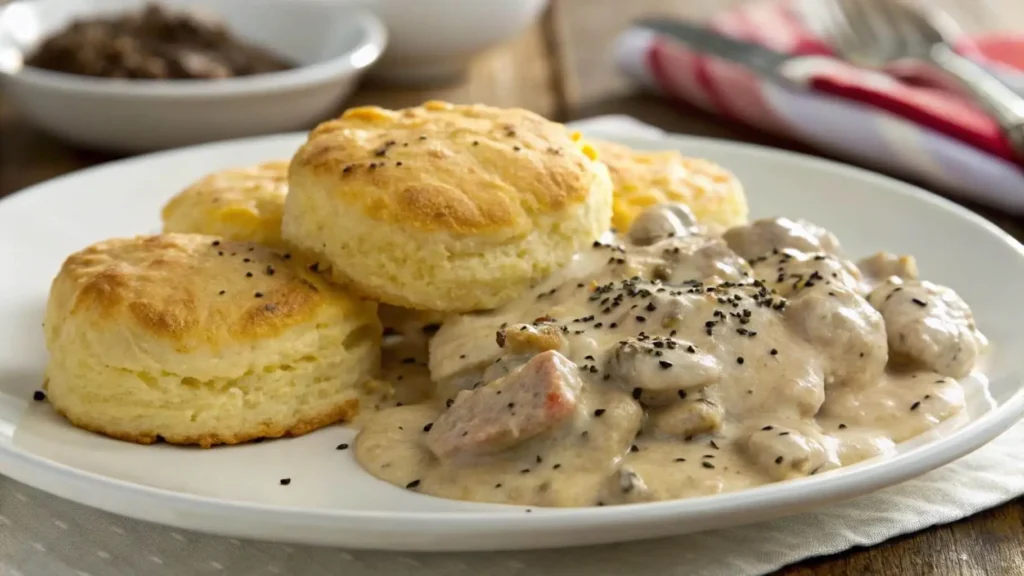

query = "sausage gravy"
[355,204,986,507]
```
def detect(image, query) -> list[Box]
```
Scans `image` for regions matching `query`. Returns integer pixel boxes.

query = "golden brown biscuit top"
[290,101,604,235]
[50,234,359,346]
[161,161,289,227]
[594,140,745,231]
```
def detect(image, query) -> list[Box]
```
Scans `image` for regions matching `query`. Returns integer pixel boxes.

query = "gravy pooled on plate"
[355,204,985,507]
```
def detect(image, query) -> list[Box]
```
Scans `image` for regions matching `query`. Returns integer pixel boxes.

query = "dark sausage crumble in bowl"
[26,3,294,80]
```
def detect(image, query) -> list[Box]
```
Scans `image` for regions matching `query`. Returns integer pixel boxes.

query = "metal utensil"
[802,0,1024,157]
[633,18,829,87]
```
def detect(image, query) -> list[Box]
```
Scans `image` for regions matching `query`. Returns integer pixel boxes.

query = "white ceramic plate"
[1,128,1023,552]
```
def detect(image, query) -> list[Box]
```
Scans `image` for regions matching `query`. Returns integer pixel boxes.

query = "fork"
[801,0,1024,158]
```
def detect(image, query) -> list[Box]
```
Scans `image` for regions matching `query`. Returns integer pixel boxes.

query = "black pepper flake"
[910,401,921,411]
[775,456,784,465]
[630,445,640,453]
[446,399,454,408]
[211,240,221,247]
[495,483,503,488]
[406,479,421,489]
[520,468,531,474]
[687,345,696,353]
[659,360,673,369]
[594,409,606,417]
[218,251,224,256]
[702,461,715,469]
[632,387,642,400]
[279,478,291,486]
[309,262,320,272]
[839,423,848,429]
[422,423,433,432]
[33,390,46,402]
[770,348,778,356]
[254,292,263,298]
[709,440,719,450]
[674,458,686,462]
[736,356,745,365]
[912,298,928,307]
[245,272,253,278]
[553,463,562,469]
[243,258,251,263]
[636,316,647,323]
[779,432,790,436]
[336,443,349,450]
[677,390,687,400]
[473,140,480,146]
[265,265,275,276]
[513,146,521,152]
[762,425,774,431]
[342,166,353,174]
[218,290,226,295]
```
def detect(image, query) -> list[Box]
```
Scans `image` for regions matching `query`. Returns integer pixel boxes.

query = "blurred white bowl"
[0,0,387,152]
[359,0,549,86]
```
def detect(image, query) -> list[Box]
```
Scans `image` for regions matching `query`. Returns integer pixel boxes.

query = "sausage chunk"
[867,279,985,379]
[426,350,582,459]
[597,465,655,504]
[605,338,722,406]
[784,285,888,389]
[627,203,700,246]
[752,249,862,296]
[723,217,841,261]
[648,398,724,438]
[741,426,839,481]
[856,252,919,290]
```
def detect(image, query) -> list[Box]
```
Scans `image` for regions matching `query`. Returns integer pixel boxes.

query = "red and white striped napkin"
[615,0,1024,212]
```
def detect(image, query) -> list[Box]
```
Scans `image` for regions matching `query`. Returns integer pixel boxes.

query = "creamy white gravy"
[354,207,986,507]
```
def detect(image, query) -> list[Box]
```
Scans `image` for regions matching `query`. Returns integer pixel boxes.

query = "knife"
[634,17,1024,97]
[633,17,818,87]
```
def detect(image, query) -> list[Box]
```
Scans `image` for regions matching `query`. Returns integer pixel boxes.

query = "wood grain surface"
[1,1,1023,574]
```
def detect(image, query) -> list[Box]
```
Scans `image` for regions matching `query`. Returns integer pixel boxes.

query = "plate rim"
[2,127,1024,547]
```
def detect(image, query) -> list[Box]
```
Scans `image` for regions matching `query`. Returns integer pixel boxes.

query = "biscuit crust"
[44,234,381,447]
[593,140,748,233]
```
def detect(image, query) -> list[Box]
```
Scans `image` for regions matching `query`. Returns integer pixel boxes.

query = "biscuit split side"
[43,234,381,447]
[283,101,614,312]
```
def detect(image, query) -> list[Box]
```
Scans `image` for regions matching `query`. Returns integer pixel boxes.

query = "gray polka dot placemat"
[3,416,1024,576]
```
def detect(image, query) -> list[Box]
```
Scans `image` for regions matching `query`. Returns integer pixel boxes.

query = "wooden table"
[2,1,1023,574]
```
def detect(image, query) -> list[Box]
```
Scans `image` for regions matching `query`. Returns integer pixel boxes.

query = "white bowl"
[0,0,387,152]
[358,0,548,86]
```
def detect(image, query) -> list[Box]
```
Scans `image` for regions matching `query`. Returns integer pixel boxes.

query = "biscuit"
[593,140,748,233]
[283,101,613,312]
[161,161,289,246]
[43,234,380,447]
